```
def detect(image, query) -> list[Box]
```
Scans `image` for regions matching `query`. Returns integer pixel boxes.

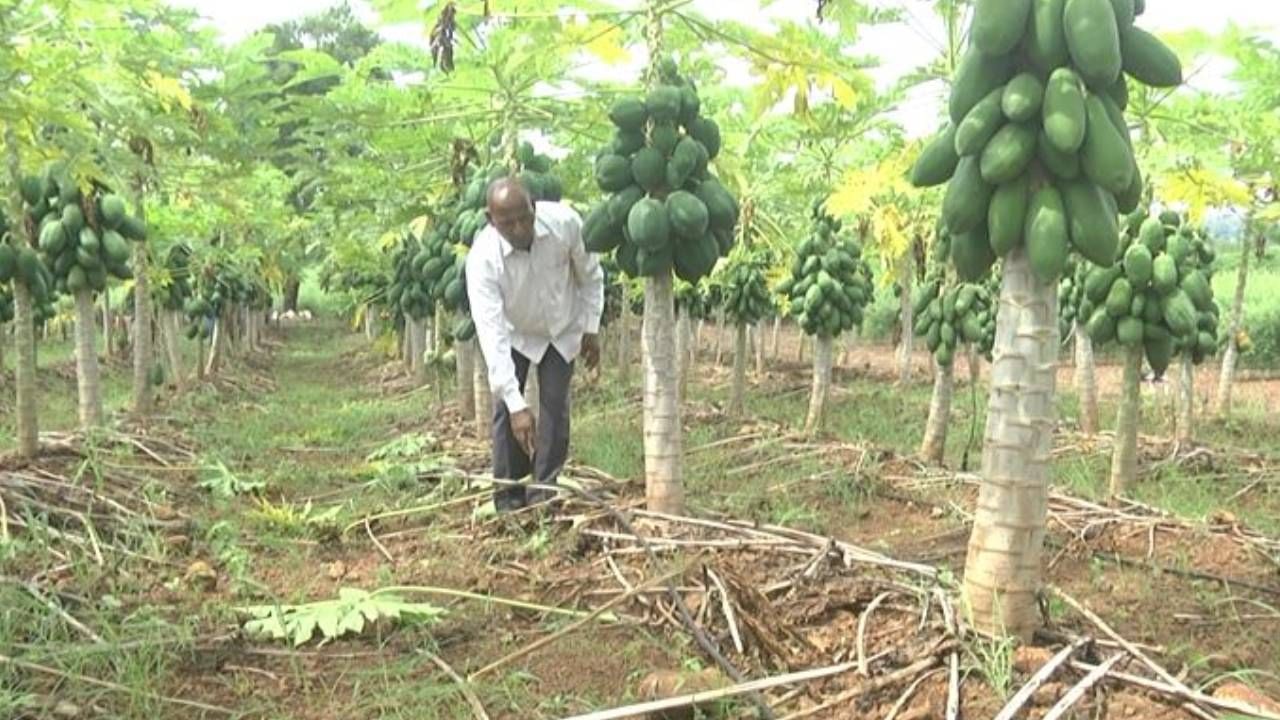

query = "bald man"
[466,178,605,512]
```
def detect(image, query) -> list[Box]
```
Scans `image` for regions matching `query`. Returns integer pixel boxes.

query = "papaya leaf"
[238,589,447,646]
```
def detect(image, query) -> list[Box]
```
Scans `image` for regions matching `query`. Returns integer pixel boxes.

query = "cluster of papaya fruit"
[585,57,739,283]
[27,170,145,296]
[912,0,1181,283]
[913,230,998,366]
[389,222,473,341]
[159,244,194,313]
[715,249,773,326]
[680,278,711,316]
[913,279,998,367]
[777,204,873,339]
[1072,208,1219,376]
[454,141,565,247]
[182,266,266,340]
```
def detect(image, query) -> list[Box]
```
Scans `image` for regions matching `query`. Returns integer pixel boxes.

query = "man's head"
[486,177,536,249]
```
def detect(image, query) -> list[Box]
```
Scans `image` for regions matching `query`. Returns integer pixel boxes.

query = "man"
[466,177,604,512]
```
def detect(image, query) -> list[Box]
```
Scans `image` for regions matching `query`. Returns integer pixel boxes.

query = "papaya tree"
[915,227,997,465]
[777,202,873,435]
[584,7,740,512]
[1166,215,1223,445]
[1080,206,1219,497]
[0,1,87,456]
[1058,257,1101,434]
[1126,31,1279,419]
[713,246,773,416]
[911,0,1183,636]
[30,170,145,430]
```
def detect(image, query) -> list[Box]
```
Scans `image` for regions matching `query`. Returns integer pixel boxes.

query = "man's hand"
[511,408,537,458]
[581,333,601,370]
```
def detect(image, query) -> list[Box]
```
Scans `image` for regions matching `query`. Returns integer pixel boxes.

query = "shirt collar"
[499,205,553,257]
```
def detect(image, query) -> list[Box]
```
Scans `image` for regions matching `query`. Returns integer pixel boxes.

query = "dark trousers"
[492,346,574,510]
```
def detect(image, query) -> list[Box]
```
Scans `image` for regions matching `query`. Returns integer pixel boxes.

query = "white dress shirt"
[465,201,605,414]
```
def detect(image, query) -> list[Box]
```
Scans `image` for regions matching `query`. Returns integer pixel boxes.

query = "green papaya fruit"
[980,123,1038,184]
[1161,290,1196,338]
[1002,72,1045,122]
[955,88,1007,157]
[1105,277,1133,318]
[1116,316,1144,346]
[631,148,667,194]
[595,154,633,192]
[1037,129,1081,179]
[1061,179,1120,266]
[1025,0,1069,73]
[1026,185,1070,282]
[949,49,1016,124]
[942,157,994,235]
[1123,244,1153,290]
[1043,68,1088,153]
[688,118,722,160]
[972,0,1033,55]
[988,180,1029,256]
[627,198,671,252]
[1064,0,1122,88]
[951,224,996,282]
[651,122,680,157]
[911,125,960,188]
[1120,25,1183,88]
[1081,96,1134,195]
[1086,307,1116,344]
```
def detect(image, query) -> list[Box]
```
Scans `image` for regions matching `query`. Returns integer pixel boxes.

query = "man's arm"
[465,245,527,414]
[566,210,605,334]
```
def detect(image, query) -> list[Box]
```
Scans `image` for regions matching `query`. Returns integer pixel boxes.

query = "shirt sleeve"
[466,243,527,414]
[565,209,605,334]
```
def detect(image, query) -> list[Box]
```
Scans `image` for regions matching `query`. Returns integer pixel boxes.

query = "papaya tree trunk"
[643,273,684,513]
[713,306,726,365]
[433,306,444,353]
[804,334,834,435]
[920,360,955,465]
[897,265,914,385]
[1074,324,1099,434]
[618,304,632,386]
[1215,240,1250,417]
[454,329,475,421]
[729,322,747,416]
[73,290,104,429]
[411,317,427,385]
[163,310,184,391]
[963,248,1058,640]
[797,332,807,363]
[473,341,490,439]
[1109,345,1144,499]
[131,239,153,416]
[363,308,376,341]
[675,311,691,400]
[101,293,113,362]
[12,282,38,457]
[204,313,223,376]
[770,315,782,360]
[755,319,766,376]
[1177,353,1194,445]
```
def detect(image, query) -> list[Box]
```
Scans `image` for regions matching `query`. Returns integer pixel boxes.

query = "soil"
[6,323,1280,720]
